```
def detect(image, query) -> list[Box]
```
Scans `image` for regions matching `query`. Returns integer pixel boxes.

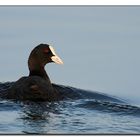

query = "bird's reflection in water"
[19,101,62,134]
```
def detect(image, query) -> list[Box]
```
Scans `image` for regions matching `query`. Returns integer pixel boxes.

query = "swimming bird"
[0,44,124,103]
[1,44,64,101]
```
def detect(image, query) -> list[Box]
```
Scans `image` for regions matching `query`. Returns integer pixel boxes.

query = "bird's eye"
[43,48,50,53]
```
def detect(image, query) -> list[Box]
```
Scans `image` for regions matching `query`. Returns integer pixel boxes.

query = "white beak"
[49,46,63,64]
[51,55,63,64]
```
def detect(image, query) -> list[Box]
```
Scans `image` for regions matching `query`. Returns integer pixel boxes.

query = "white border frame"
[0,0,140,5]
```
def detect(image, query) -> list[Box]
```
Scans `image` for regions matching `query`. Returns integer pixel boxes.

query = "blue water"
[0,82,140,134]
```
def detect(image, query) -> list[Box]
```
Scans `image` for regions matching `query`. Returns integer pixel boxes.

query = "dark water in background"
[0,82,140,134]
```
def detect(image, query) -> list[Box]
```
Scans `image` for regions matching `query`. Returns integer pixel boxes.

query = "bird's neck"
[29,68,50,80]
[28,58,51,82]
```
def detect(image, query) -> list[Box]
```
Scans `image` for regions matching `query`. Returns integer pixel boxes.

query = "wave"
[52,83,125,103]
[76,99,140,117]
[0,82,125,103]
[1,81,140,117]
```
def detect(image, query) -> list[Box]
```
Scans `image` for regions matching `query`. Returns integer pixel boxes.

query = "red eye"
[43,48,49,53]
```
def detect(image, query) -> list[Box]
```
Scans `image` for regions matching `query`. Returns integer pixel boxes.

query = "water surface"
[0,6,140,134]
[0,82,140,134]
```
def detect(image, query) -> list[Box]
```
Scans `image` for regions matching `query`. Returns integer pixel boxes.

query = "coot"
[1,44,64,101]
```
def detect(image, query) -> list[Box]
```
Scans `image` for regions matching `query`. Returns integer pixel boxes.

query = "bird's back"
[1,76,58,101]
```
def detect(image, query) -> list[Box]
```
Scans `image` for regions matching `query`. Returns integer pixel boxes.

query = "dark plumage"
[1,44,63,101]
